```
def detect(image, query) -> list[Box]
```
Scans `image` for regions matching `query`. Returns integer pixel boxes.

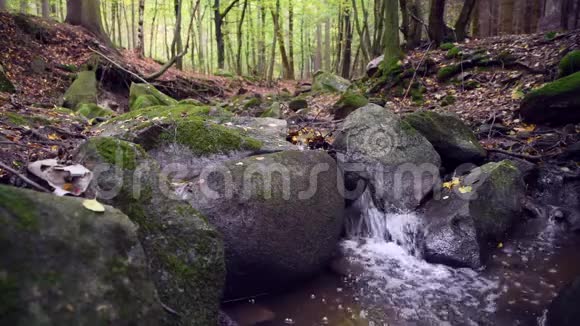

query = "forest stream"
[225,188,580,326]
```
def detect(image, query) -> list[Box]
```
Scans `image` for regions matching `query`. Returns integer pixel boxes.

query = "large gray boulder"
[0,184,161,325]
[184,150,345,299]
[74,137,225,326]
[423,161,525,268]
[333,103,441,211]
[546,277,580,326]
[312,70,351,93]
[62,70,97,110]
[404,111,486,165]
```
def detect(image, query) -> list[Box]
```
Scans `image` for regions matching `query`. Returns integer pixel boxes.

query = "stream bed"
[224,191,580,326]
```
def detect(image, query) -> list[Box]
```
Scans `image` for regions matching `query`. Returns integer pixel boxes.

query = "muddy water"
[224,213,580,326]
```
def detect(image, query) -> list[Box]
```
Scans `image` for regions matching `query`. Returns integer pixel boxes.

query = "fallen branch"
[143,48,188,81]
[403,42,433,100]
[488,148,549,161]
[0,160,50,193]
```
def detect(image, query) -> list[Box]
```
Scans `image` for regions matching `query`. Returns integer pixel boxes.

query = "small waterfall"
[345,188,424,257]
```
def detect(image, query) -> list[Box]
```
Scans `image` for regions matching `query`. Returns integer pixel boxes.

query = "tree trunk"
[236,0,248,75]
[272,0,293,79]
[324,16,331,71]
[172,0,183,70]
[66,0,113,46]
[214,0,240,70]
[399,0,410,42]
[383,0,401,70]
[428,0,447,44]
[340,4,352,79]
[314,22,322,71]
[408,0,423,47]
[0,0,7,11]
[500,0,515,34]
[454,0,477,41]
[42,0,50,17]
[288,0,295,78]
[149,0,158,57]
[136,0,145,56]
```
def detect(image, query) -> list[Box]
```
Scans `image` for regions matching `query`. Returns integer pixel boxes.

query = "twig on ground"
[403,42,433,100]
[488,148,554,161]
[0,160,50,192]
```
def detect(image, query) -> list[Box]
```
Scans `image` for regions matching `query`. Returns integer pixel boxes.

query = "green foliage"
[558,50,580,78]
[441,95,456,107]
[77,103,115,119]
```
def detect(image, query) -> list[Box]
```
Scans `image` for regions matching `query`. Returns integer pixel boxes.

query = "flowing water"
[225,189,580,326]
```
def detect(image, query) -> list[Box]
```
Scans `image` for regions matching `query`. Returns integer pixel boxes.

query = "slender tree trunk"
[268,25,277,82]
[314,22,322,71]
[454,0,477,41]
[340,4,353,79]
[324,16,331,71]
[383,0,401,70]
[172,0,183,69]
[288,0,295,78]
[122,2,131,48]
[149,0,159,57]
[235,0,248,75]
[399,0,410,42]
[131,0,136,50]
[408,0,422,47]
[0,0,7,11]
[272,0,293,79]
[42,0,50,17]
[136,0,145,56]
[214,0,240,70]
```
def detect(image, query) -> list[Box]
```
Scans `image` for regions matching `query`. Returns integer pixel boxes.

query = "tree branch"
[143,49,189,81]
[0,161,51,193]
[221,0,241,18]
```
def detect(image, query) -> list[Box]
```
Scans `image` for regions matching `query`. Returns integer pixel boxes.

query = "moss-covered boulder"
[178,98,205,106]
[74,137,226,325]
[184,150,345,299]
[404,111,486,165]
[312,70,351,93]
[0,64,15,93]
[520,71,580,125]
[77,103,115,119]
[260,101,282,118]
[0,184,162,325]
[547,276,580,326]
[332,92,369,120]
[288,97,308,111]
[333,104,441,211]
[129,83,177,111]
[558,50,580,78]
[437,64,461,81]
[62,70,97,109]
[424,161,525,268]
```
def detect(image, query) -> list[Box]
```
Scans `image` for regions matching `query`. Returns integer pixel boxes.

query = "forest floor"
[1,12,579,188]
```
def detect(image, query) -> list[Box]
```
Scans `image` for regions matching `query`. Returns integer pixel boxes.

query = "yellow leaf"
[497,242,504,249]
[511,89,525,100]
[63,183,74,191]
[442,177,460,189]
[458,185,472,193]
[82,199,105,213]
[47,133,60,140]
[51,145,59,151]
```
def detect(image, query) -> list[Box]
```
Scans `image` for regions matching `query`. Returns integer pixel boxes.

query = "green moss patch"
[129,83,177,111]
[445,47,462,59]
[0,65,15,93]
[77,103,114,119]
[90,137,145,170]
[62,70,97,109]
[439,42,455,51]
[437,65,461,81]
[0,186,38,230]
[558,50,580,78]
[525,71,580,98]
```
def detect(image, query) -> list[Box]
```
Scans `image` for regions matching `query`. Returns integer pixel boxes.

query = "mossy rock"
[558,50,580,78]
[98,105,261,156]
[445,47,462,59]
[129,83,177,111]
[288,97,308,111]
[243,96,262,109]
[424,161,524,268]
[437,65,461,81]
[186,150,344,299]
[439,42,455,51]
[520,71,580,125]
[332,91,368,119]
[404,111,486,165]
[312,70,351,93]
[178,98,205,106]
[62,70,97,109]
[0,64,15,93]
[77,103,115,119]
[261,102,282,118]
[74,138,226,326]
[0,184,162,325]
[440,95,456,107]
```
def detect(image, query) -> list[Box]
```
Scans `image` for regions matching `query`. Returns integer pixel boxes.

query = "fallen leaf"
[82,199,105,213]
[458,185,472,193]
[443,177,460,189]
